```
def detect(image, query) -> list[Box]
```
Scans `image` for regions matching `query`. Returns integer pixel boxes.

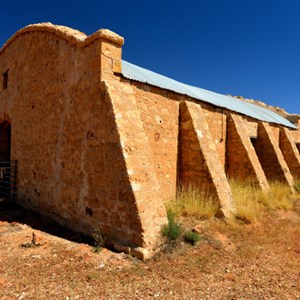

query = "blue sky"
[1,0,299,114]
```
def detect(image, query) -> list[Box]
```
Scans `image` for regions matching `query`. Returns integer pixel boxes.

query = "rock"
[18,292,27,300]
[193,224,203,234]
[0,277,6,288]
[31,232,47,246]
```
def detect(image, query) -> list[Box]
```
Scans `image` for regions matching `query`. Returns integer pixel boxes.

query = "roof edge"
[121,60,298,130]
[0,22,124,56]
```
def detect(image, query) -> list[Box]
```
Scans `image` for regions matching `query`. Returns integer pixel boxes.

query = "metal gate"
[0,160,17,201]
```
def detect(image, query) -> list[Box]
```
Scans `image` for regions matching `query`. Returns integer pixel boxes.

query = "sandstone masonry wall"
[179,101,235,218]
[0,25,166,259]
[104,80,167,257]
[201,105,227,168]
[1,23,299,259]
[128,82,180,201]
[119,72,299,201]
[240,117,259,138]
[289,119,300,143]
[226,114,269,191]
[279,128,300,179]
[253,122,294,190]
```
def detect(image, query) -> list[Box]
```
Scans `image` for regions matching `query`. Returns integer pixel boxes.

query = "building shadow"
[0,198,93,244]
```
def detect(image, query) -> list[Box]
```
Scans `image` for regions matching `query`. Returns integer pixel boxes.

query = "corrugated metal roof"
[121,60,297,129]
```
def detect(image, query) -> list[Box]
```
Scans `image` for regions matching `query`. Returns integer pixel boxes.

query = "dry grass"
[165,185,219,219]
[230,180,296,223]
[294,178,300,193]
[1,191,300,299]
[165,180,298,224]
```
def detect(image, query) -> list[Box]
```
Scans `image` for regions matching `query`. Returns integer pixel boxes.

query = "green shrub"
[183,230,201,246]
[91,228,106,253]
[161,209,182,240]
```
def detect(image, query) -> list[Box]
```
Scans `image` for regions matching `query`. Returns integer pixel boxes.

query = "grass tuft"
[183,230,201,246]
[165,181,297,225]
[91,228,106,253]
[165,185,219,220]
[230,180,295,223]
[161,209,182,240]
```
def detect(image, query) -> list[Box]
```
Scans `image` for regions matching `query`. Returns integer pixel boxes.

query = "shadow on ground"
[0,198,93,244]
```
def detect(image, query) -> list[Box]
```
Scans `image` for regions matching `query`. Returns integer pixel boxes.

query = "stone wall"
[289,119,300,143]
[179,101,235,218]
[201,105,227,167]
[279,128,300,179]
[0,24,166,259]
[1,23,299,259]
[253,122,294,190]
[128,81,180,201]
[226,114,269,191]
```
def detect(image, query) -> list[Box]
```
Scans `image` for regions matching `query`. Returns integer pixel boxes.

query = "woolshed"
[0,23,299,259]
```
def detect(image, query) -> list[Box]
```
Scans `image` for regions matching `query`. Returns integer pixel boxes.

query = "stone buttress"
[226,114,270,192]
[279,128,300,179]
[179,101,236,218]
[253,122,294,191]
[103,80,167,259]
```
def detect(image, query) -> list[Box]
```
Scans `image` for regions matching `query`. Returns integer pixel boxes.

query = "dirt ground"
[0,199,300,300]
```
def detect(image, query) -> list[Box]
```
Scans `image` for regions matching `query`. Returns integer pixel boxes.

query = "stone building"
[0,23,299,259]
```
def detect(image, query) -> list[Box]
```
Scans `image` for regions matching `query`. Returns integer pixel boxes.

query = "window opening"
[3,70,8,90]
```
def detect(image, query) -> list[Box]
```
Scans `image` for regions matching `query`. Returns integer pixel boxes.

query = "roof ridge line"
[0,23,124,56]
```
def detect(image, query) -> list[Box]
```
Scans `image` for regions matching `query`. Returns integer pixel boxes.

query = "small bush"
[161,209,182,240]
[184,230,201,246]
[91,228,106,253]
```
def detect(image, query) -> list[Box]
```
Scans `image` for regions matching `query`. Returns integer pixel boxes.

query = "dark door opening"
[0,121,11,161]
[0,121,16,201]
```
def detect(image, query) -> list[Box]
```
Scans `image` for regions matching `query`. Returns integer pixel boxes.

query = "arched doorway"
[0,121,11,161]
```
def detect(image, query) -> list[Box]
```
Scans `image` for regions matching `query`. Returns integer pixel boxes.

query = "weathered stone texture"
[1,23,299,259]
[202,105,227,168]
[130,82,180,201]
[289,119,300,144]
[279,128,300,179]
[253,122,294,190]
[104,80,167,257]
[240,117,259,138]
[179,101,236,218]
[270,125,280,146]
[100,40,123,81]
[226,114,269,191]
[0,25,165,259]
